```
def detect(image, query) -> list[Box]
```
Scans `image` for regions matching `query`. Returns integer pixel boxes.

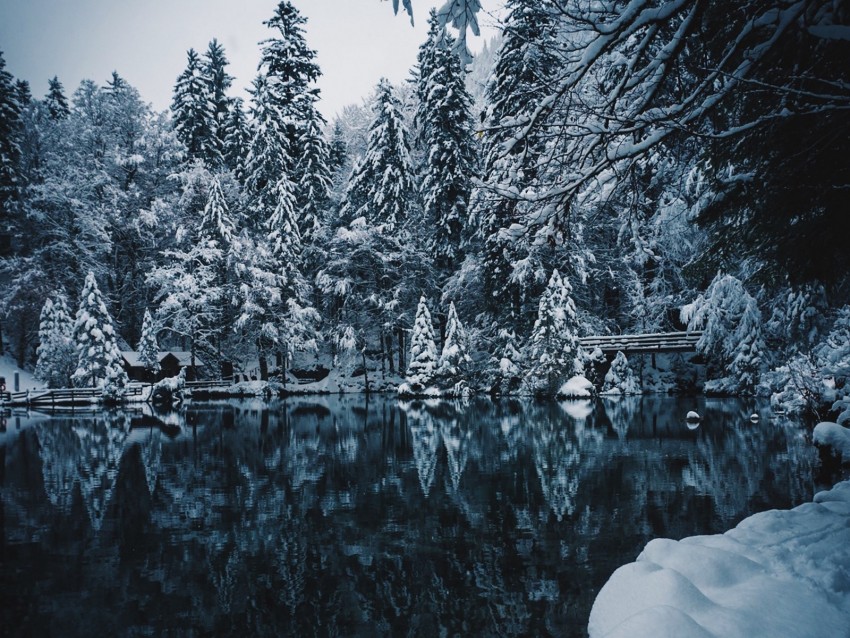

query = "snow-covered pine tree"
[266,175,304,298]
[0,51,23,215]
[137,309,160,376]
[524,269,583,395]
[437,301,471,388]
[328,120,347,173]
[404,295,438,391]
[223,97,250,179]
[202,39,233,166]
[35,294,76,388]
[171,48,219,166]
[602,351,641,395]
[473,0,558,320]
[340,79,415,230]
[294,105,332,241]
[199,176,234,247]
[683,272,765,395]
[71,271,129,397]
[44,76,70,120]
[416,15,477,271]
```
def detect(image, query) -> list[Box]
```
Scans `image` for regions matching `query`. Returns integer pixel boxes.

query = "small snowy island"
[588,480,850,638]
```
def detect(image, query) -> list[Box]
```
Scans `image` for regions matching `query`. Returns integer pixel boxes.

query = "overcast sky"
[0,0,501,121]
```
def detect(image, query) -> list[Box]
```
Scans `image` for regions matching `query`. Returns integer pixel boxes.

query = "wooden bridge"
[580,331,703,355]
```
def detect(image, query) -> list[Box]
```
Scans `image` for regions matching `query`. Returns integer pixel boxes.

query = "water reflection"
[2,397,817,637]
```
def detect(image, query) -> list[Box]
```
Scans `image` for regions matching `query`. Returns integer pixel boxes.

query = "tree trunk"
[379,331,386,378]
[257,338,268,381]
[362,350,370,395]
[386,332,395,374]
[397,327,405,373]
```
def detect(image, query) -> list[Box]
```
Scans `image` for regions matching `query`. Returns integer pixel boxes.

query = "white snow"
[813,422,850,463]
[0,355,43,391]
[556,375,594,398]
[588,479,850,638]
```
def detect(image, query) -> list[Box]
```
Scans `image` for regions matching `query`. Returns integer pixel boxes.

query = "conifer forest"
[1,0,849,420]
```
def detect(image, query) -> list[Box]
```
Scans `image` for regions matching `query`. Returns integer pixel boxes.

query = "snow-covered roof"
[121,351,204,367]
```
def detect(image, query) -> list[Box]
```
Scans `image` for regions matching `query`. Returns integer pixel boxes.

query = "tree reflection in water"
[2,397,817,637]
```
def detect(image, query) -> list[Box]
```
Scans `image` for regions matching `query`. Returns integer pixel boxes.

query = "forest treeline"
[1,1,849,413]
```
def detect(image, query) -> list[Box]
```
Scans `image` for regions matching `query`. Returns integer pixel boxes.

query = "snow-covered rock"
[588,480,850,637]
[556,375,595,399]
[813,422,850,464]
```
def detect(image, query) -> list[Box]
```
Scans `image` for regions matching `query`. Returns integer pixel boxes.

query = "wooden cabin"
[121,351,204,382]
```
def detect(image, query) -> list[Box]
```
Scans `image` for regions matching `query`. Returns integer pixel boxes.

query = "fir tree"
[44,76,70,120]
[202,39,233,164]
[223,97,249,178]
[437,301,471,387]
[341,79,415,230]
[417,24,477,270]
[0,51,23,216]
[602,351,641,395]
[405,295,438,390]
[15,79,31,106]
[266,175,304,298]
[71,271,129,396]
[524,269,583,395]
[137,309,160,375]
[171,48,219,165]
[35,294,76,388]
[294,106,332,241]
[199,176,234,247]
[328,120,347,173]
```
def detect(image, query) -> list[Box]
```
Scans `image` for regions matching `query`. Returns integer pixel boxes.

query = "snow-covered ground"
[0,355,43,391]
[588,480,850,637]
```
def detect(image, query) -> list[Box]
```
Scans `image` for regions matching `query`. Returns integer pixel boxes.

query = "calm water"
[1,396,817,637]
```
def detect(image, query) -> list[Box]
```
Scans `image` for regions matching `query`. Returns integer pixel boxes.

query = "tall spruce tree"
[341,79,415,230]
[35,294,76,388]
[137,309,160,376]
[0,51,23,216]
[417,23,477,271]
[44,76,70,120]
[524,269,583,395]
[405,295,438,390]
[223,97,249,179]
[202,39,233,165]
[171,48,218,165]
[474,0,558,320]
[294,106,332,241]
[71,271,129,395]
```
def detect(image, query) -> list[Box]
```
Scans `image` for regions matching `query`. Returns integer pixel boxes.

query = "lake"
[1,396,818,637]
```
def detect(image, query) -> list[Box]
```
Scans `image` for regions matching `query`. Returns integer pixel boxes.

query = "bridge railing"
[580,330,703,354]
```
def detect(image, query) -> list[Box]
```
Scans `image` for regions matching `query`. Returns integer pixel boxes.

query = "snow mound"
[813,422,850,463]
[0,355,43,391]
[556,375,594,399]
[588,480,850,637]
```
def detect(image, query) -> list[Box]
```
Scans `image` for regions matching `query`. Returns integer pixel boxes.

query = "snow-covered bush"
[601,351,641,395]
[557,375,595,399]
[583,346,606,388]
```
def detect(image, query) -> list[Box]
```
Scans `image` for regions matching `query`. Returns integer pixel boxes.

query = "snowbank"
[813,422,850,464]
[0,355,43,391]
[556,375,594,399]
[588,480,850,637]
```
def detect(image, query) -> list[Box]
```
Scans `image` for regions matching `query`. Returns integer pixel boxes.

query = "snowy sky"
[0,0,500,121]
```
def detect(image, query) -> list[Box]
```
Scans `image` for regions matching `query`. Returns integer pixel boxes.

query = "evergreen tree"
[199,176,234,246]
[413,10,446,140]
[0,51,23,216]
[405,295,438,390]
[602,351,641,395]
[341,79,415,229]
[35,294,76,388]
[202,39,233,164]
[417,24,477,270]
[137,308,160,375]
[44,76,70,120]
[327,120,347,172]
[71,271,129,396]
[171,48,218,165]
[524,269,583,395]
[223,97,249,178]
[437,301,471,387]
[266,175,303,298]
[15,79,31,106]
[294,107,332,241]
[473,0,558,319]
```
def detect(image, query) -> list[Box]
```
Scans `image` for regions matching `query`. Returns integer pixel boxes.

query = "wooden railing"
[1,384,146,407]
[580,331,703,354]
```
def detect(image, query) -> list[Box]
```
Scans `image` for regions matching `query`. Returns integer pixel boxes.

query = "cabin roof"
[121,351,203,368]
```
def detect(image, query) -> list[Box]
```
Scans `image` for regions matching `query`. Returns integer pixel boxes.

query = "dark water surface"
[1,396,816,637]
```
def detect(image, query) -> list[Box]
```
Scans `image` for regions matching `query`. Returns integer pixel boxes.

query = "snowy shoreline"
[588,479,850,638]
